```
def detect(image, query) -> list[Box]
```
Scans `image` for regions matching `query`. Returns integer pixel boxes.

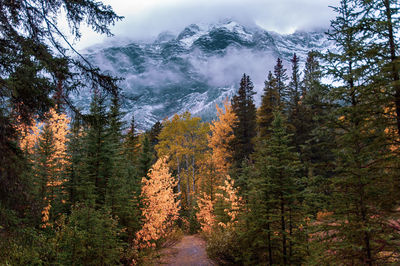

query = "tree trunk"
[185,155,190,205]
[192,154,195,194]
[177,156,181,194]
[267,215,273,265]
[289,207,293,259]
[383,0,400,137]
[281,193,287,265]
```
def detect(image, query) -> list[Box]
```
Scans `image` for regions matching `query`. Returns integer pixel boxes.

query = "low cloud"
[74,0,340,49]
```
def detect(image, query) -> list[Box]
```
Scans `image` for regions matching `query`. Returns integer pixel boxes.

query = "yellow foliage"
[155,112,209,207]
[196,193,215,234]
[15,115,42,154]
[44,107,70,169]
[135,157,181,249]
[17,107,71,228]
[213,175,242,229]
[208,98,237,176]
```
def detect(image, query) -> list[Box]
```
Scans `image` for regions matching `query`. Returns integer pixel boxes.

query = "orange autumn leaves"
[15,107,70,228]
[208,98,237,176]
[135,157,180,249]
[197,99,241,233]
[197,175,242,233]
[137,98,240,246]
[16,107,70,164]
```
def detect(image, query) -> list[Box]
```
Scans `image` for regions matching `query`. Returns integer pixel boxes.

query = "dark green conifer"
[125,116,139,165]
[248,112,304,265]
[137,135,153,179]
[65,115,85,208]
[287,53,304,155]
[258,71,280,138]
[274,58,289,107]
[81,90,112,208]
[312,1,400,264]
[231,74,257,167]
[149,121,163,148]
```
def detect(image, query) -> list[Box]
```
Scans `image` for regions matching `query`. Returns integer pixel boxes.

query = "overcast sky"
[66,0,340,50]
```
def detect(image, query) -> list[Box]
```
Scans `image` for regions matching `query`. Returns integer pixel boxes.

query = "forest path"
[156,235,214,266]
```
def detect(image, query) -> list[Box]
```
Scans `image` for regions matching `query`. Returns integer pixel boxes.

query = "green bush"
[0,227,56,265]
[53,204,123,265]
[205,227,243,265]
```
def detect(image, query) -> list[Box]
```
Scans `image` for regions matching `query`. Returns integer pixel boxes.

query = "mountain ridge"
[73,20,333,130]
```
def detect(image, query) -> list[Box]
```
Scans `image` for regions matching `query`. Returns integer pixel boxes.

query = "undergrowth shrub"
[205,226,243,265]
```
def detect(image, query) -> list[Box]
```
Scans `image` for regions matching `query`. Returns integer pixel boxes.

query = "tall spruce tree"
[137,135,154,179]
[106,91,127,214]
[355,0,400,137]
[65,115,85,208]
[313,1,400,264]
[231,74,257,167]
[287,53,304,155]
[248,112,304,265]
[300,51,335,213]
[125,116,139,165]
[274,58,289,108]
[258,71,280,138]
[80,90,112,208]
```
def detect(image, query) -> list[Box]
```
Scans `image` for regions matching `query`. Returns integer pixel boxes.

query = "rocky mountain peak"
[75,20,333,130]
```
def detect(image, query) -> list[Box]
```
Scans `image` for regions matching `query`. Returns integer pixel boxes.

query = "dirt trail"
[157,235,214,266]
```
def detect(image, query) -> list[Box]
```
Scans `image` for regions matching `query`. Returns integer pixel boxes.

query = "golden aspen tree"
[156,112,208,207]
[156,114,186,197]
[208,98,237,177]
[215,175,242,228]
[135,157,180,249]
[197,99,238,234]
[196,192,216,234]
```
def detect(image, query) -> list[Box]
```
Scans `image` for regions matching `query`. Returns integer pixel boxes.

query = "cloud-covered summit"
[73,20,333,130]
[72,0,339,50]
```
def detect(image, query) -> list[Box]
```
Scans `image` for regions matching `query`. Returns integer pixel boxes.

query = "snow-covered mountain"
[74,20,333,130]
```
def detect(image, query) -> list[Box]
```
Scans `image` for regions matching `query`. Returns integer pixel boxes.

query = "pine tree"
[137,135,153,179]
[313,1,400,264]
[124,116,139,165]
[106,91,127,214]
[287,53,304,155]
[258,71,280,138]
[300,51,335,213]
[107,92,142,243]
[274,58,289,107]
[289,53,301,105]
[65,115,85,208]
[55,204,123,265]
[149,121,163,148]
[231,74,257,167]
[249,112,304,265]
[80,90,113,208]
[354,0,400,137]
